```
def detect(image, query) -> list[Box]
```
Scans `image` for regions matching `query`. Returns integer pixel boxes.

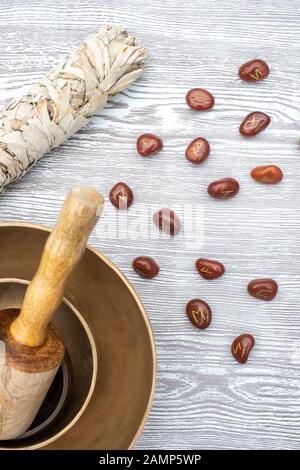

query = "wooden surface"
[0,309,62,440]
[0,0,300,450]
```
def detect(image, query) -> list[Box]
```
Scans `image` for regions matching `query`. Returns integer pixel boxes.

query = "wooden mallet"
[0,186,104,440]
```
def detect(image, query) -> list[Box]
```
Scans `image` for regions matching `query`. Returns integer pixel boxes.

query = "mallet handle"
[10,186,104,347]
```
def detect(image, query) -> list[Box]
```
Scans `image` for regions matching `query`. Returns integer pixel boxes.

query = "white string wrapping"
[0,25,147,192]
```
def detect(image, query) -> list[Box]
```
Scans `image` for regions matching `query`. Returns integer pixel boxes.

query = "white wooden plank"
[0,0,300,449]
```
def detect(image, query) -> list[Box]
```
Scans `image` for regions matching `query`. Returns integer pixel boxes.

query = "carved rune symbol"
[192,308,206,325]
[221,190,233,197]
[118,189,128,208]
[249,68,264,80]
[193,141,203,154]
[261,176,272,183]
[245,115,256,130]
[256,288,272,299]
[142,139,155,150]
[119,189,127,200]
[233,342,242,355]
[200,267,212,274]
[192,94,202,104]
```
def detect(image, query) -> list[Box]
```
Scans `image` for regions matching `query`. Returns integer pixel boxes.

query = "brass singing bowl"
[0,223,156,450]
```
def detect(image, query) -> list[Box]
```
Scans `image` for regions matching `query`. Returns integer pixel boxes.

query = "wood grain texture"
[0,0,300,449]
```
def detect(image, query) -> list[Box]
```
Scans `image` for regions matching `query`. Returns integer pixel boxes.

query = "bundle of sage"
[0,25,147,192]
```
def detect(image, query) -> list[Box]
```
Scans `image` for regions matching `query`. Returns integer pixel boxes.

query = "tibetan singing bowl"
[0,222,156,450]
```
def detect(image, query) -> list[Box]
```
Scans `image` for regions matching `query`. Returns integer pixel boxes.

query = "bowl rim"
[0,221,157,450]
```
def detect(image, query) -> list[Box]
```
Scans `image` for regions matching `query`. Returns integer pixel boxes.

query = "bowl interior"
[0,223,156,450]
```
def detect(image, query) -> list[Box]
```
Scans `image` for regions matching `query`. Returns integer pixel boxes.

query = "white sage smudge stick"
[0,25,147,192]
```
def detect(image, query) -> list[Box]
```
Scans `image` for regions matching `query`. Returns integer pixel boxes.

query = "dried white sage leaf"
[0,25,147,192]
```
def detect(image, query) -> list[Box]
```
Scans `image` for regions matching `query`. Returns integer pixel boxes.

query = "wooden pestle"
[0,186,104,440]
